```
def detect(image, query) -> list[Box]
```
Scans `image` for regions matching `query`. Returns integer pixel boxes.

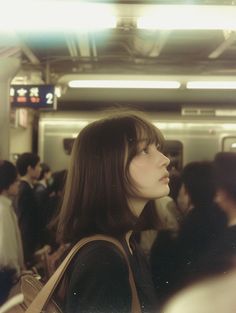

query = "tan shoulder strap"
[25,234,141,313]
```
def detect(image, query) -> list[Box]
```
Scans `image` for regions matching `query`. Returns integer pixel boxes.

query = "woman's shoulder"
[70,240,128,272]
[65,240,130,293]
[63,240,132,313]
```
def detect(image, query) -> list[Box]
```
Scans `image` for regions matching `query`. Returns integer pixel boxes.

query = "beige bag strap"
[25,234,141,313]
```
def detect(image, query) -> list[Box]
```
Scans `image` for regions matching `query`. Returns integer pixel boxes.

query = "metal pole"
[0,57,20,160]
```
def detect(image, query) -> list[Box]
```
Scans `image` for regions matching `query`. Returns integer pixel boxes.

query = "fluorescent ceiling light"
[0,1,116,33]
[186,81,236,89]
[137,5,236,30]
[216,111,236,117]
[154,123,184,130]
[222,123,236,129]
[68,80,181,89]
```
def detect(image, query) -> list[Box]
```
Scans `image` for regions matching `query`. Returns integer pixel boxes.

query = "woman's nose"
[162,153,170,167]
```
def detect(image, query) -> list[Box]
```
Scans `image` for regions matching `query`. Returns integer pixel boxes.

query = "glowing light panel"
[186,81,236,89]
[137,5,236,30]
[68,80,181,89]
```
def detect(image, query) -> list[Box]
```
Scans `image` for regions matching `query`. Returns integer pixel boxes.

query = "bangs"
[134,117,165,151]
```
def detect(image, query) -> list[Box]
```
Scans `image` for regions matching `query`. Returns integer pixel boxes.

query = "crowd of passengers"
[1,111,236,313]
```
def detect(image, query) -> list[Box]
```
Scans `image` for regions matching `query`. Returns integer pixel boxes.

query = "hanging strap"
[25,234,141,313]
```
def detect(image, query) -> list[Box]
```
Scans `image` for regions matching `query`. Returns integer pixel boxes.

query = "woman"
[56,111,170,313]
[0,160,24,304]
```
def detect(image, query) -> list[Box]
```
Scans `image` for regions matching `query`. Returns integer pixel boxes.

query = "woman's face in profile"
[128,141,170,215]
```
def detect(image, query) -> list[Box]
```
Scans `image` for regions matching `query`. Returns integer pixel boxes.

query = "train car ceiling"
[1,0,236,111]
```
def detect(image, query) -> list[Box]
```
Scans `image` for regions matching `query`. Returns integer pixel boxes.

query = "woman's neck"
[127,198,147,218]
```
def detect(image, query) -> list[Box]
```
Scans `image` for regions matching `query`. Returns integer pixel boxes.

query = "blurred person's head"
[177,184,191,215]
[0,160,19,197]
[213,152,236,220]
[50,169,67,197]
[38,163,52,183]
[16,153,41,181]
[177,161,215,211]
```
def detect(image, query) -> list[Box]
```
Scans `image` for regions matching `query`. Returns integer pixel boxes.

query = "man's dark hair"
[16,153,40,176]
[38,163,50,181]
[214,152,236,201]
[182,161,215,207]
[0,160,18,193]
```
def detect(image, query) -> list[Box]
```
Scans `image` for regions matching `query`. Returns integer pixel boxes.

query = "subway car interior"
[2,1,236,311]
[1,0,236,171]
[0,0,236,170]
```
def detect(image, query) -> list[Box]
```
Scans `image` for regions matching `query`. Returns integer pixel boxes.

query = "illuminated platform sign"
[10,85,57,110]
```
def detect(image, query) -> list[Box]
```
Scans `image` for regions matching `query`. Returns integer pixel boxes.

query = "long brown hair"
[57,111,164,243]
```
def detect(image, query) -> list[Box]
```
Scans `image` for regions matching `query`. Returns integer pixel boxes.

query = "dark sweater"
[63,238,158,313]
[201,225,236,276]
[150,205,227,304]
[16,181,40,266]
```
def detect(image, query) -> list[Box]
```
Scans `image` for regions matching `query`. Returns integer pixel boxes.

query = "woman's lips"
[159,175,170,183]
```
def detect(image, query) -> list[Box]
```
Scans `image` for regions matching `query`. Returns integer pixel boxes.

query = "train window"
[63,138,75,155]
[163,140,183,171]
[222,136,236,152]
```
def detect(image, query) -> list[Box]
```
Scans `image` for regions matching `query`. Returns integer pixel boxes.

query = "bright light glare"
[41,120,89,127]
[0,1,116,32]
[187,81,236,89]
[154,123,184,130]
[216,111,236,117]
[137,5,236,30]
[222,123,236,129]
[68,80,181,89]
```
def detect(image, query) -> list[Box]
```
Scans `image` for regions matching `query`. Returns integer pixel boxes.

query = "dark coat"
[16,181,40,266]
[63,238,158,313]
[150,204,227,304]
